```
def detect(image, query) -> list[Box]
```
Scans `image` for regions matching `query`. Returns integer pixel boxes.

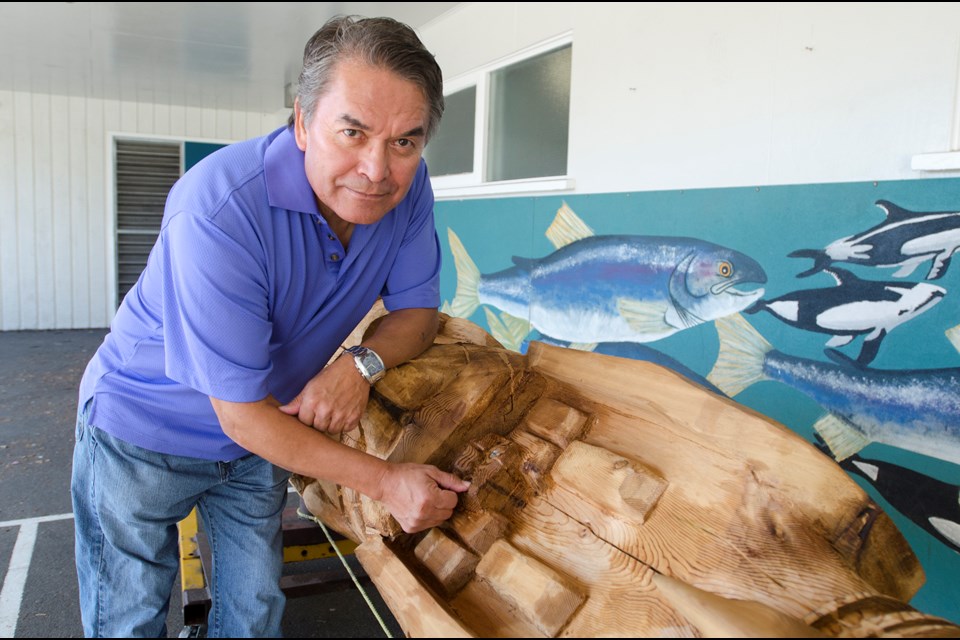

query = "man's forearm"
[358,306,439,369]
[212,396,390,499]
[212,394,470,535]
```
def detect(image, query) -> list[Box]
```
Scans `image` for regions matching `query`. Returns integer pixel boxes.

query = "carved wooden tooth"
[474,539,586,637]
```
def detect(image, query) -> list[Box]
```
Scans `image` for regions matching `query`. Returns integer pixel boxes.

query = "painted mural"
[434,179,960,622]
[447,203,768,344]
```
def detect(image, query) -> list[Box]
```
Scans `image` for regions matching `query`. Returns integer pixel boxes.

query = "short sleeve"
[380,164,442,311]
[159,210,273,402]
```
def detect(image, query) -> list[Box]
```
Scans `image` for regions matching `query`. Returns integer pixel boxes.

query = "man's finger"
[311,413,331,432]
[329,420,361,435]
[278,396,302,414]
[434,488,461,510]
[430,468,471,493]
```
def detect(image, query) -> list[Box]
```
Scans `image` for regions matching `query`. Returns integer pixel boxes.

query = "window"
[425,86,476,177]
[425,34,573,197]
[487,46,571,182]
[114,140,181,304]
[113,138,226,307]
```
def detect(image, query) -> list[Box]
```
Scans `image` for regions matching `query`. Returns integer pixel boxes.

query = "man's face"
[294,59,429,226]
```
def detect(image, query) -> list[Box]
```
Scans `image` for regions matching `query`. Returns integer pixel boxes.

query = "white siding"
[420,2,960,194]
[6,3,960,329]
[0,90,285,330]
[0,89,16,330]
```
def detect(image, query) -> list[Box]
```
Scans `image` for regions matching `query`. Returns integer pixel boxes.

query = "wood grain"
[293,309,958,637]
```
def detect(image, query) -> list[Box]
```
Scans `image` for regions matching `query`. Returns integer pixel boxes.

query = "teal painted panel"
[184,141,226,170]
[435,177,960,622]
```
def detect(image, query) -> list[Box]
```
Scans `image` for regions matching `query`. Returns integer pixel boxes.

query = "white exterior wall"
[4,2,960,330]
[420,2,960,194]
[0,90,286,330]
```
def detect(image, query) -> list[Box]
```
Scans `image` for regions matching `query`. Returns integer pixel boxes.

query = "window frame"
[106,132,234,310]
[428,32,575,199]
[911,48,960,172]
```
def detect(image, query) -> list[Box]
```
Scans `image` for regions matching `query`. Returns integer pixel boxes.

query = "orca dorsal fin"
[875,199,918,222]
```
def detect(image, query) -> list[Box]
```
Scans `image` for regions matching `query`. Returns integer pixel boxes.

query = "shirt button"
[330,253,340,262]
[327,234,335,241]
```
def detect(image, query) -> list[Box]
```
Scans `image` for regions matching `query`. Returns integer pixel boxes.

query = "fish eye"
[718,261,733,277]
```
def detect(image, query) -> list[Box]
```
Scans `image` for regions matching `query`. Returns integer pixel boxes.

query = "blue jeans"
[71,401,291,637]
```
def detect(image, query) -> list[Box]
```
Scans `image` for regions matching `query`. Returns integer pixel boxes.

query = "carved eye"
[718,261,733,277]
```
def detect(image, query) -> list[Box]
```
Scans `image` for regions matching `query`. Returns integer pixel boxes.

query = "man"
[71,15,468,638]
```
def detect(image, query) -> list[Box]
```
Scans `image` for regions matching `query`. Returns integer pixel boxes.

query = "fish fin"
[568,342,598,352]
[825,334,855,347]
[545,201,595,249]
[706,313,772,397]
[787,249,831,278]
[875,199,917,222]
[664,305,686,330]
[667,302,707,330]
[892,259,923,278]
[824,348,864,369]
[440,300,452,315]
[510,256,536,271]
[500,313,531,347]
[484,309,516,351]
[483,309,530,352]
[928,517,960,550]
[857,330,885,365]
[447,228,481,318]
[813,413,871,462]
[945,324,960,355]
[927,253,951,280]
[483,309,509,348]
[617,298,672,333]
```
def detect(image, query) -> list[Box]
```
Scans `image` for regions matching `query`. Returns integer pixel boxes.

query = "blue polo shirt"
[78,126,441,461]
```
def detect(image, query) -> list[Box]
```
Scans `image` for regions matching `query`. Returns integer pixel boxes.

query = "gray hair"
[291,15,444,142]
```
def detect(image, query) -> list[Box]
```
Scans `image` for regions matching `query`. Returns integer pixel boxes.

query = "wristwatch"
[343,345,386,384]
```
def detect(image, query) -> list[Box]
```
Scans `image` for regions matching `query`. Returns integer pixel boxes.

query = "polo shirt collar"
[264,126,320,216]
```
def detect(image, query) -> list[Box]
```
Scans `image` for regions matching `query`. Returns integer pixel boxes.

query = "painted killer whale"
[746,267,945,365]
[813,436,960,556]
[790,199,960,280]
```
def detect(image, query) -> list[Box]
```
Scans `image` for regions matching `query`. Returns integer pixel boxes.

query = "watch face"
[360,351,384,375]
[348,346,384,382]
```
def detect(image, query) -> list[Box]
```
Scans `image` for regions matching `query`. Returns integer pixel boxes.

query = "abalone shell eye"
[718,261,733,277]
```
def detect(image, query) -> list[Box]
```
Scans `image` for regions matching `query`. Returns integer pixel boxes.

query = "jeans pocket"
[76,397,93,442]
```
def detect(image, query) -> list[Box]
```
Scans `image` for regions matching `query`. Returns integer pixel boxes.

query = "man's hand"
[378,463,471,533]
[279,308,438,435]
[278,354,368,434]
